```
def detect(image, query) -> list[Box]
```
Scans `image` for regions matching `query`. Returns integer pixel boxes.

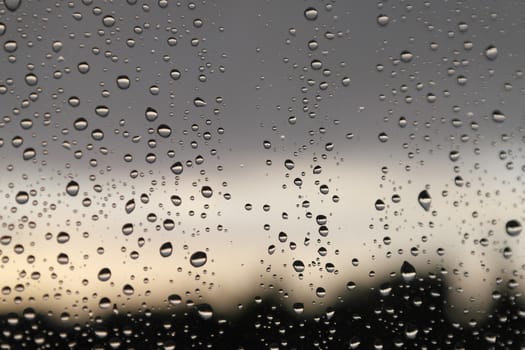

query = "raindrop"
[5,0,21,12]
[66,181,80,196]
[122,223,134,236]
[168,294,182,305]
[116,75,131,89]
[125,199,135,214]
[492,110,506,123]
[292,260,305,272]
[304,7,318,20]
[22,148,36,160]
[170,195,182,206]
[485,45,498,60]
[190,251,207,267]
[74,118,88,131]
[102,15,116,27]
[56,232,70,244]
[78,62,90,74]
[160,242,173,257]
[195,303,213,320]
[401,261,416,282]
[505,220,522,237]
[193,97,206,107]
[15,191,29,204]
[170,69,181,80]
[145,107,158,121]
[170,162,183,175]
[201,186,213,198]
[375,199,385,211]
[417,190,431,211]
[293,303,304,314]
[377,14,389,26]
[24,73,38,86]
[400,51,414,63]
[157,124,172,137]
[315,287,326,297]
[97,268,112,282]
[284,159,295,170]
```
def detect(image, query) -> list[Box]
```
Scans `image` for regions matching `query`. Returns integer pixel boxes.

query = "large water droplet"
[417,190,431,211]
[15,191,29,204]
[195,303,213,320]
[66,181,79,196]
[492,110,506,123]
[401,261,416,282]
[304,7,318,20]
[22,148,36,160]
[505,220,522,237]
[116,75,130,89]
[485,45,498,60]
[160,242,173,257]
[201,186,213,198]
[125,199,135,214]
[5,0,21,12]
[377,14,389,26]
[97,268,112,282]
[170,162,183,175]
[190,251,207,267]
[292,260,305,272]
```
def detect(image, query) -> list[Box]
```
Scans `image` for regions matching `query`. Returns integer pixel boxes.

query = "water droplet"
[492,110,506,123]
[125,199,135,214]
[315,287,326,297]
[293,303,304,314]
[157,124,172,138]
[505,220,522,237]
[122,223,134,236]
[201,186,213,198]
[170,195,182,206]
[5,0,21,12]
[116,75,130,89]
[56,232,70,244]
[145,107,158,121]
[102,15,116,27]
[195,303,213,320]
[97,268,112,282]
[168,294,182,305]
[123,284,134,295]
[400,50,414,63]
[4,40,17,52]
[77,62,90,74]
[160,242,173,257]
[190,251,207,267]
[375,199,385,211]
[170,162,183,175]
[15,191,29,204]
[95,105,110,117]
[284,159,295,170]
[378,132,388,142]
[22,148,36,160]
[417,190,431,211]
[341,76,351,86]
[57,253,69,265]
[66,181,79,196]
[401,261,416,282]
[98,297,111,309]
[193,97,206,107]
[170,69,181,80]
[485,45,498,60]
[74,118,88,131]
[377,14,389,26]
[24,73,38,86]
[304,7,318,20]
[292,260,305,272]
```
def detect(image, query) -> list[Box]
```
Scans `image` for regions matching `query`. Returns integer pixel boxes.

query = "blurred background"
[0,0,523,348]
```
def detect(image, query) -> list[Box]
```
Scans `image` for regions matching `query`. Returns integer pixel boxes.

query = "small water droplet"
[125,199,135,214]
[284,159,295,170]
[400,50,414,63]
[195,303,213,320]
[22,148,36,160]
[292,260,305,272]
[193,97,206,107]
